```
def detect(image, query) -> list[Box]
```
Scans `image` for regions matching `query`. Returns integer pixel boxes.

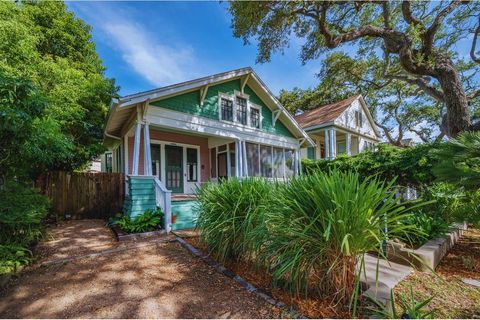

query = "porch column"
[242,140,248,177]
[143,122,152,175]
[324,129,330,160]
[132,122,142,175]
[330,128,337,159]
[346,133,352,156]
[235,139,242,178]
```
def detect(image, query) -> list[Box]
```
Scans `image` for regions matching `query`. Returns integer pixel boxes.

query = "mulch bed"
[185,237,354,319]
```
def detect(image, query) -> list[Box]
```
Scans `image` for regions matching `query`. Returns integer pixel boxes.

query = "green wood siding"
[150,79,295,138]
[171,200,198,230]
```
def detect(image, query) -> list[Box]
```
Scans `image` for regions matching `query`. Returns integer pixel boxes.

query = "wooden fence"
[36,171,125,219]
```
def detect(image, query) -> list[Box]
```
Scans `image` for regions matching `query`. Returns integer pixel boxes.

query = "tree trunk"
[436,62,471,138]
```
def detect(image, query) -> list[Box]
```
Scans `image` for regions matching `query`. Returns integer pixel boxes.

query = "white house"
[295,95,381,160]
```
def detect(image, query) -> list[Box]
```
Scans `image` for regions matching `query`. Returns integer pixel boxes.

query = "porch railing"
[154,177,172,233]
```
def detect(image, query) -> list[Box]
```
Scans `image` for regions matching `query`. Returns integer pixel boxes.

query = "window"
[260,145,272,177]
[355,110,363,127]
[105,153,113,173]
[307,146,316,160]
[187,148,198,182]
[246,142,260,177]
[221,98,233,122]
[284,149,294,178]
[272,147,284,178]
[210,148,217,178]
[250,107,260,128]
[151,144,161,179]
[229,142,236,177]
[236,97,248,125]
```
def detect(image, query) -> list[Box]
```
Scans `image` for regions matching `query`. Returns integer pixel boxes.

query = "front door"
[165,145,183,193]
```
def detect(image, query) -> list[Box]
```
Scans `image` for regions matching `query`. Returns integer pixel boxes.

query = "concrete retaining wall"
[386,222,468,271]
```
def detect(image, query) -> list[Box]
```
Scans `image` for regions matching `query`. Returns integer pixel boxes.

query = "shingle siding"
[150,79,295,138]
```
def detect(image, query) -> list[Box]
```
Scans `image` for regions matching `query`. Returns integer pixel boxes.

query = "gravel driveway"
[0,220,279,318]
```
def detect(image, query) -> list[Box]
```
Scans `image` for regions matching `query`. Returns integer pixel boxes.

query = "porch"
[123,125,302,232]
[304,127,375,160]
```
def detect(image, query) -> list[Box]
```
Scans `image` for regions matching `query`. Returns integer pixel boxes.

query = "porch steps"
[124,177,157,218]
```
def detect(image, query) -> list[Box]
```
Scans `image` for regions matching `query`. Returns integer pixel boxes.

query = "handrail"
[153,177,172,233]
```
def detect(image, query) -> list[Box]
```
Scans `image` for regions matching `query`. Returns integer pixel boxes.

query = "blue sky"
[67,1,324,96]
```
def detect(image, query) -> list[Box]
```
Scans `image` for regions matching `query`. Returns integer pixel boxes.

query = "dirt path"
[0,220,279,318]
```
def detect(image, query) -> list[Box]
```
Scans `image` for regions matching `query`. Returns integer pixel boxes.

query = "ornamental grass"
[196,170,417,307]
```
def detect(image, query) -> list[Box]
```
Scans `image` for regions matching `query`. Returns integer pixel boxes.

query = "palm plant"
[257,170,416,304]
[432,131,480,190]
[196,178,274,263]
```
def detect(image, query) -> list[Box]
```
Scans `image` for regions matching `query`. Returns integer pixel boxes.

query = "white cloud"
[70,2,200,87]
[102,21,196,86]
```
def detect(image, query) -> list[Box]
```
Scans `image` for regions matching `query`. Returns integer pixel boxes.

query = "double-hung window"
[236,97,248,125]
[221,98,234,122]
[250,107,260,129]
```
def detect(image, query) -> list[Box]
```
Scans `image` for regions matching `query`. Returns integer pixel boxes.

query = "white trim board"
[147,106,300,149]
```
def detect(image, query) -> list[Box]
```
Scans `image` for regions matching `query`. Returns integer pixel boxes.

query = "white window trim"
[218,91,263,131]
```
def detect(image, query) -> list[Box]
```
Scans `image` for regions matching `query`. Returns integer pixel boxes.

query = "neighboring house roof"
[294,95,361,129]
[294,94,381,139]
[104,67,314,147]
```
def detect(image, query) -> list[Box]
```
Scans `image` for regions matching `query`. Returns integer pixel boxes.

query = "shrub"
[0,182,50,245]
[196,178,274,263]
[258,170,416,303]
[113,208,163,233]
[397,210,450,246]
[0,244,32,275]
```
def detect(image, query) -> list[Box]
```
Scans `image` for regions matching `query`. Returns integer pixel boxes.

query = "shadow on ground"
[0,220,279,318]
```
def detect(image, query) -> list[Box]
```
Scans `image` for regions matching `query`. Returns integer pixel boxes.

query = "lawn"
[394,228,480,318]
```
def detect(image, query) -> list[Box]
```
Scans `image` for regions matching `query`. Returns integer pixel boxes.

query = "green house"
[103,67,314,232]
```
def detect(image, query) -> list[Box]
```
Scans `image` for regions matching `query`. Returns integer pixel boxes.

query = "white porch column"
[346,133,352,156]
[242,140,248,177]
[330,128,337,159]
[143,122,152,175]
[236,139,242,179]
[324,129,330,160]
[132,122,142,175]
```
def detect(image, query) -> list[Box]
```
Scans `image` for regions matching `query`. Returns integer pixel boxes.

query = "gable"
[150,79,295,138]
[334,98,379,138]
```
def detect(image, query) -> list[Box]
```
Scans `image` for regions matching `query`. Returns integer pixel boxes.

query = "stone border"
[110,225,166,242]
[174,237,306,319]
[386,222,468,271]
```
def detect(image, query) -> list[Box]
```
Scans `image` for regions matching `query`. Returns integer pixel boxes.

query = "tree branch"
[471,15,480,64]
[401,1,423,27]
[423,1,464,55]
[385,74,445,102]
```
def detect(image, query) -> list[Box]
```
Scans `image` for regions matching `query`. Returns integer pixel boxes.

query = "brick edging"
[174,236,306,319]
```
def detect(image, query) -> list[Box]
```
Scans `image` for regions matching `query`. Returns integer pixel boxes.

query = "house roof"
[294,95,361,129]
[104,67,315,147]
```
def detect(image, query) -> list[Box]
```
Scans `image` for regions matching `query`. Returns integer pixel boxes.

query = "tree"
[0,73,73,180]
[0,1,116,172]
[229,1,480,137]
[278,53,458,146]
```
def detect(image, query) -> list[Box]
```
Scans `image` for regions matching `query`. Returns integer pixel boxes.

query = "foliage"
[397,210,450,246]
[302,143,439,188]
[368,287,436,319]
[257,170,415,304]
[433,131,480,190]
[196,171,418,308]
[0,73,73,179]
[278,53,449,145]
[0,244,32,275]
[0,1,116,172]
[0,182,50,245]
[113,209,163,234]
[229,1,480,137]
[196,178,274,264]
